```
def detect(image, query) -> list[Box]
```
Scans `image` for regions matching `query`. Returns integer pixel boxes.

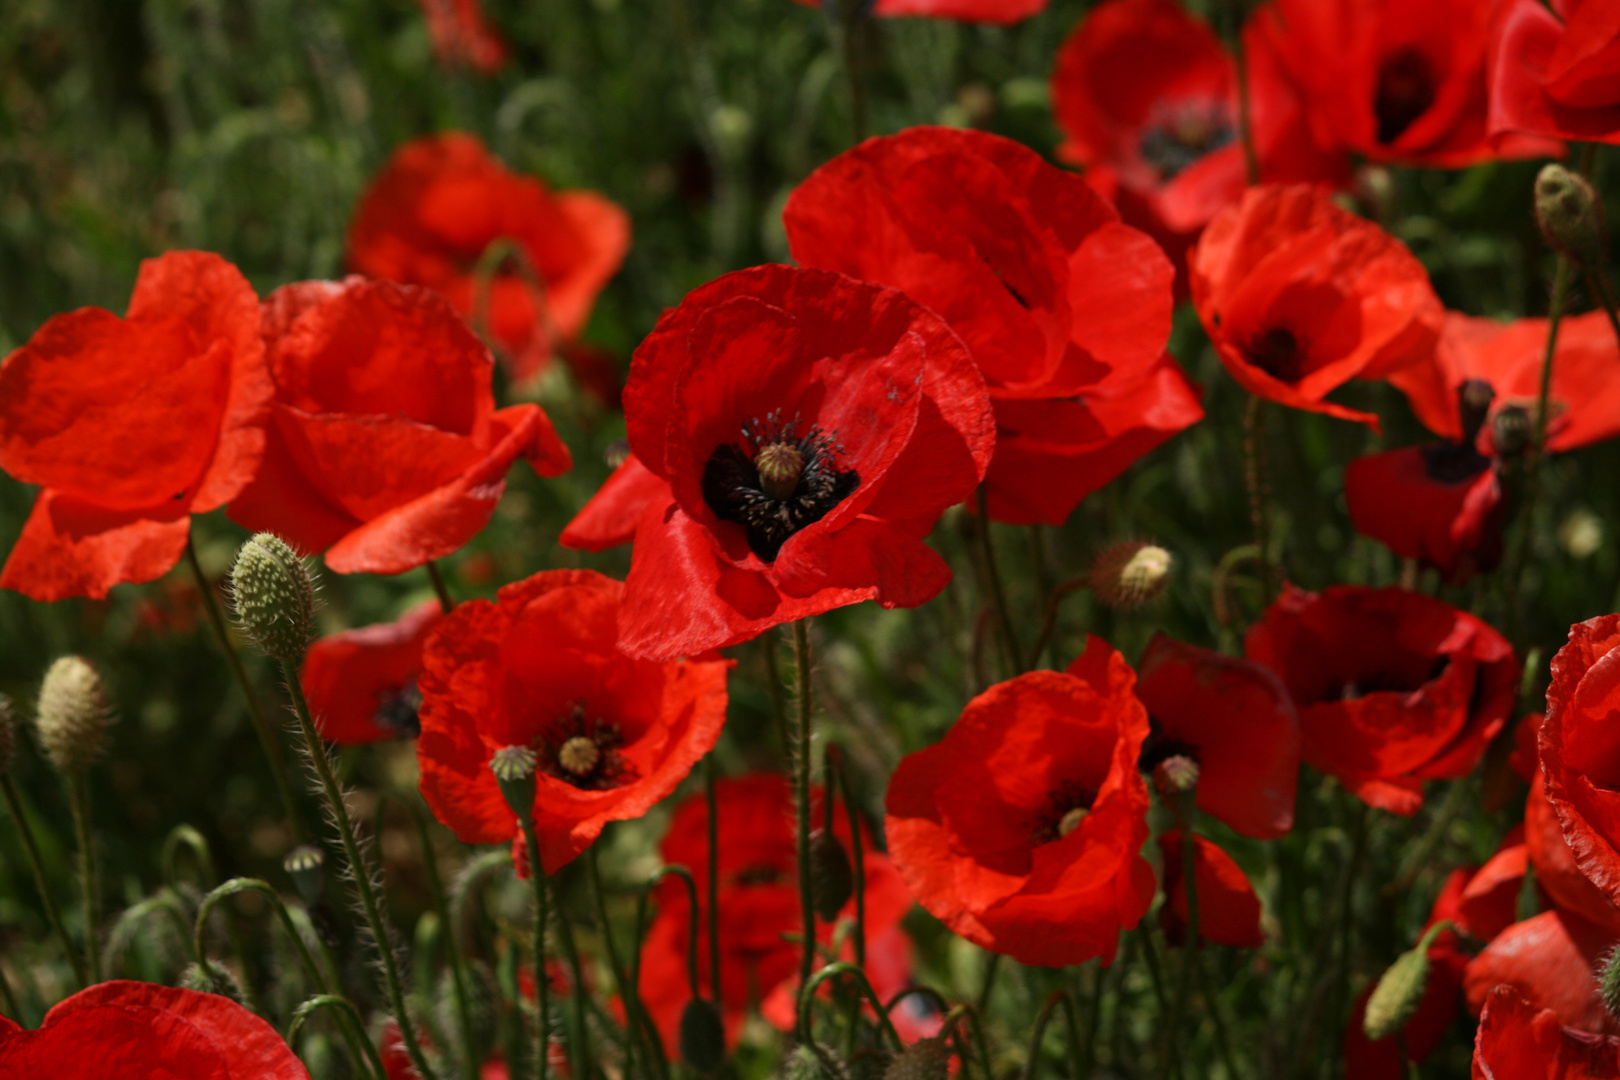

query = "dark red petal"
[1463,910,1619,1035]
[1157,832,1264,948]
[301,601,441,744]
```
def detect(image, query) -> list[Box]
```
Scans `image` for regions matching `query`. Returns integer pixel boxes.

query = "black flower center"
[1032,780,1099,845]
[372,679,423,739]
[701,410,860,562]
[1250,327,1303,383]
[538,701,634,791]
[1140,104,1235,181]
[1375,48,1438,145]
[1139,728,1199,775]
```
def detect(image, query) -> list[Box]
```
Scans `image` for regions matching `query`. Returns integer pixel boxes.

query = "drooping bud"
[786,1043,851,1080]
[182,960,247,1005]
[1601,945,1620,1022]
[809,827,854,921]
[490,745,538,822]
[0,693,15,775]
[34,656,110,775]
[679,997,726,1073]
[1492,404,1532,458]
[282,844,326,906]
[1363,920,1451,1041]
[230,534,317,664]
[756,442,805,501]
[883,1036,952,1080]
[1536,164,1606,267]
[1152,754,1200,824]
[1090,542,1173,609]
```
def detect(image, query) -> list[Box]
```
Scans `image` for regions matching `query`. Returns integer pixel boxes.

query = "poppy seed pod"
[34,656,109,776]
[230,534,317,664]
[1090,542,1173,609]
[1535,164,1606,268]
[489,745,538,822]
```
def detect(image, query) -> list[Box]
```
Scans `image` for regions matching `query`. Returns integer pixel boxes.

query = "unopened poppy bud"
[182,961,247,1005]
[230,534,317,664]
[809,827,854,921]
[490,745,538,821]
[787,1043,851,1080]
[679,997,726,1072]
[282,844,325,905]
[1601,945,1620,1021]
[1457,379,1496,448]
[1535,164,1606,268]
[1364,920,1450,1041]
[883,1036,951,1080]
[1492,405,1532,458]
[0,693,15,775]
[35,656,110,776]
[1090,542,1173,609]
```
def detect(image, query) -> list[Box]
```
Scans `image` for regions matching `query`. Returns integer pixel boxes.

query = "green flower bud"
[1601,945,1620,1022]
[1536,164,1606,268]
[34,656,110,775]
[883,1036,951,1080]
[230,534,318,663]
[809,827,854,922]
[490,745,538,822]
[679,997,726,1073]
[1364,920,1451,1042]
[182,960,247,1005]
[1090,542,1173,609]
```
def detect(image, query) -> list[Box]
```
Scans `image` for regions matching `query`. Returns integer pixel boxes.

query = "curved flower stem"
[287,994,391,1080]
[792,618,819,995]
[632,865,701,1067]
[1019,990,1083,1080]
[1243,397,1275,606]
[587,845,644,1079]
[973,486,1022,674]
[194,878,330,999]
[797,962,902,1050]
[278,663,439,1080]
[1029,576,1090,672]
[704,753,723,1011]
[828,1,868,144]
[426,561,456,615]
[0,774,86,987]
[66,774,100,983]
[516,822,554,1080]
[185,537,306,841]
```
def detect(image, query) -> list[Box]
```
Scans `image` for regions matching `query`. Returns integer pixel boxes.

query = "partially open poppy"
[1464,909,1618,1034]
[227,277,571,575]
[0,980,308,1078]
[1490,0,1620,145]
[597,264,994,660]
[1155,831,1264,948]
[414,0,508,74]
[783,125,1201,526]
[1540,614,1620,911]
[792,0,1046,23]
[1246,584,1518,815]
[1473,986,1620,1079]
[347,133,630,382]
[415,569,729,873]
[301,600,442,744]
[0,251,270,601]
[1134,632,1300,840]
[1189,184,1443,428]
[885,637,1155,967]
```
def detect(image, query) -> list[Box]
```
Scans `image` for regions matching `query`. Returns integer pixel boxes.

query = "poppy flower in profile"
[636,773,915,1052]
[885,637,1155,968]
[1473,986,1620,1079]
[227,277,571,575]
[1133,632,1300,840]
[1490,0,1620,145]
[791,0,1046,23]
[1259,0,1561,166]
[1155,832,1263,948]
[1540,614,1620,911]
[301,601,441,744]
[1345,379,1505,584]
[415,569,729,874]
[1189,184,1443,429]
[1391,312,1620,455]
[1527,769,1620,935]
[1463,909,1619,1034]
[347,133,630,382]
[1051,0,1348,281]
[0,251,271,602]
[0,980,308,1078]
[593,264,994,660]
[1245,584,1519,816]
[414,0,508,74]
[782,125,1202,526]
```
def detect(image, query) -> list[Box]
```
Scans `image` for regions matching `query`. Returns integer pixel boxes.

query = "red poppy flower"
[1464,909,1618,1034]
[1134,632,1300,840]
[1473,986,1620,1079]
[1245,584,1519,816]
[637,773,914,1052]
[1391,312,1620,455]
[0,980,308,1078]
[791,0,1046,23]
[559,454,668,552]
[601,264,993,660]
[1540,614,1620,914]
[1051,0,1348,280]
[1155,831,1263,948]
[0,252,270,601]
[227,277,571,575]
[1345,380,1505,584]
[1259,0,1561,166]
[1528,769,1620,935]
[347,133,630,382]
[414,0,508,74]
[416,569,729,874]
[301,601,441,744]
[1189,184,1443,428]
[1490,0,1620,145]
[885,637,1155,967]
[782,125,1201,526]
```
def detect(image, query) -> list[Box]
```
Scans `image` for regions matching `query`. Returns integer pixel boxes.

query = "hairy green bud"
[35,656,110,775]
[1536,164,1606,267]
[230,534,317,663]
[883,1036,951,1080]
[1364,921,1451,1041]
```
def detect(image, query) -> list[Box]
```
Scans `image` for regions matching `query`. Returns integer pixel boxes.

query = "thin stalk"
[1165,833,1201,1080]
[426,561,456,615]
[1586,265,1620,351]
[792,619,818,994]
[832,748,865,968]
[973,487,1022,674]
[797,962,902,1050]
[517,823,555,1080]
[66,775,100,983]
[194,878,331,999]
[1243,397,1275,605]
[409,802,480,1080]
[588,845,644,1079]
[186,537,306,839]
[704,754,722,1010]
[1029,576,1089,672]
[1137,925,1171,1023]
[287,994,391,1080]
[975,951,1002,1016]
[1229,2,1260,185]
[279,663,438,1080]
[829,1,868,143]
[0,774,86,986]
[1019,990,1083,1080]
[0,961,17,1020]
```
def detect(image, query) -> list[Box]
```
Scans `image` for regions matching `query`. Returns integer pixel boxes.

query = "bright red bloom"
[792,0,1046,23]
[1528,769,1620,935]
[782,125,1201,526]
[0,252,270,601]
[1540,614,1620,912]
[0,980,307,1078]
[590,264,993,660]
[1490,0,1620,145]
[1473,987,1620,1079]
[301,601,441,744]
[416,569,729,873]
[1134,632,1300,840]
[1189,184,1443,428]
[885,637,1155,967]
[636,774,914,1052]
[1260,0,1560,166]
[414,0,508,74]
[227,277,571,575]
[1392,312,1620,455]
[1155,832,1263,948]
[347,133,630,382]
[1464,909,1618,1034]
[1246,584,1519,816]
[1461,828,1532,944]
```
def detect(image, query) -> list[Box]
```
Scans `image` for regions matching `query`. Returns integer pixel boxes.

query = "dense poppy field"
[4,0,1620,1076]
